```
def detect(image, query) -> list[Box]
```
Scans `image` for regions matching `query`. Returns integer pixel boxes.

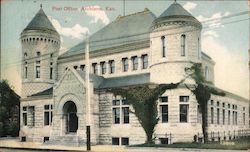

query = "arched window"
[161,36,166,57]
[36,51,41,56]
[50,63,53,79]
[181,34,186,56]
[24,52,27,58]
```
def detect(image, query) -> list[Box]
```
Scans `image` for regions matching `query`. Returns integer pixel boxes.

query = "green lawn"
[130,137,250,150]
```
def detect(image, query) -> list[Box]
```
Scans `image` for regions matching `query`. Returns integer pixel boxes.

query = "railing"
[194,129,250,143]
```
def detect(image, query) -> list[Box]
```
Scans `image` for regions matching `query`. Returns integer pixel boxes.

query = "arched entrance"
[63,101,78,133]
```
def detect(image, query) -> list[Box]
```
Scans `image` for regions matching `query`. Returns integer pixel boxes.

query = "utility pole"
[85,35,91,151]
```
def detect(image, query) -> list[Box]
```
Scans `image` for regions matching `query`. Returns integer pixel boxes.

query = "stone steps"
[45,135,81,146]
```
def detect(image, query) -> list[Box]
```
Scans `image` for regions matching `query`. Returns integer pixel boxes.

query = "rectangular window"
[161,105,168,123]
[222,109,225,125]
[232,111,235,125]
[211,107,214,124]
[159,138,168,144]
[44,105,53,126]
[180,96,189,102]
[92,63,97,74]
[121,137,129,145]
[22,106,27,126]
[112,99,129,124]
[243,113,245,125]
[122,107,129,124]
[113,108,120,124]
[80,65,85,71]
[180,105,188,122]
[25,66,28,79]
[217,108,220,124]
[179,96,189,122]
[160,96,168,103]
[122,58,129,72]
[141,54,148,69]
[161,36,166,57]
[228,110,231,125]
[36,65,40,78]
[131,56,138,70]
[235,111,237,125]
[109,60,115,74]
[112,137,119,145]
[50,67,53,79]
[29,106,35,126]
[100,62,106,74]
[181,34,186,56]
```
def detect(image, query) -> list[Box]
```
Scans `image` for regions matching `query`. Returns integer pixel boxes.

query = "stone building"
[19,2,249,146]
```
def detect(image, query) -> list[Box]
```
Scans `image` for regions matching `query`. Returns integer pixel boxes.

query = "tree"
[0,80,20,137]
[185,63,225,143]
[110,83,181,144]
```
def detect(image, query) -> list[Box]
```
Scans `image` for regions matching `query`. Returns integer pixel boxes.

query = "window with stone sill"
[92,63,98,74]
[131,56,138,70]
[181,34,186,56]
[179,96,189,123]
[141,54,148,69]
[159,96,168,123]
[44,104,53,126]
[100,61,106,74]
[211,107,214,124]
[122,58,129,72]
[112,99,129,124]
[22,106,27,126]
[161,36,166,57]
[29,106,35,127]
[109,60,115,74]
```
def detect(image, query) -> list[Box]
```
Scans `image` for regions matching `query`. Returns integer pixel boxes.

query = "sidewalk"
[0,138,248,152]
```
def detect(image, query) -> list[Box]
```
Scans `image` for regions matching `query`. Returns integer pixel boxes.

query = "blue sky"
[1,0,249,98]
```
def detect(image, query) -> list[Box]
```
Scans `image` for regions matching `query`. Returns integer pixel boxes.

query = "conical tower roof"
[23,6,58,33]
[153,2,201,26]
[159,2,193,18]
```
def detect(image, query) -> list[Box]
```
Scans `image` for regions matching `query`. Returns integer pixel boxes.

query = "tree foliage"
[185,63,225,143]
[0,80,20,137]
[110,82,181,144]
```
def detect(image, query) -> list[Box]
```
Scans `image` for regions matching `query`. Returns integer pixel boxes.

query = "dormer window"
[181,34,186,56]
[161,36,166,57]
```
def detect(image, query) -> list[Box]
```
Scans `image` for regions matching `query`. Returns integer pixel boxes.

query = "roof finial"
[40,4,42,9]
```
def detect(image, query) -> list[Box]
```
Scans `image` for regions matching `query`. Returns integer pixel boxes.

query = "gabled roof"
[59,8,156,59]
[30,87,53,97]
[23,8,58,33]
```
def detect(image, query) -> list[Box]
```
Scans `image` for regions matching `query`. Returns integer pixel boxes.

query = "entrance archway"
[63,101,78,133]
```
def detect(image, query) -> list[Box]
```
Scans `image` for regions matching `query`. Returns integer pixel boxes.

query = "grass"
[130,137,250,150]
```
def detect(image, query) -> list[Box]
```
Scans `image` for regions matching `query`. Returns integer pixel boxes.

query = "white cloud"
[84,6,110,25]
[49,16,89,39]
[203,30,219,38]
[183,2,197,13]
[202,36,249,98]
[197,11,230,28]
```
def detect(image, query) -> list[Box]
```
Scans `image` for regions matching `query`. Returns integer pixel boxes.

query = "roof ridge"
[115,8,151,20]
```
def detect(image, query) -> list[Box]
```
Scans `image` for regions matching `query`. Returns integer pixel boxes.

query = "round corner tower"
[149,2,202,84]
[21,6,60,98]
